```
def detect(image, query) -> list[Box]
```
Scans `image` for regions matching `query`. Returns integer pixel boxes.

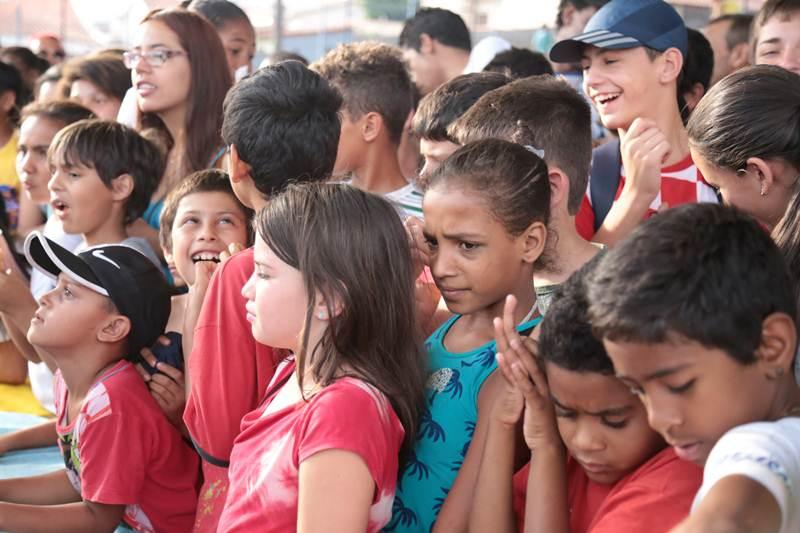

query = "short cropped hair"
[159,169,254,251]
[539,255,612,374]
[399,8,471,52]
[48,119,165,225]
[221,61,342,198]
[413,72,510,142]
[20,100,94,125]
[312,42,413,144]
[587,204,797,364]
[484,48,554,79]
[448,75,591,215]
[556,0,611,28]
[707,13,753,50]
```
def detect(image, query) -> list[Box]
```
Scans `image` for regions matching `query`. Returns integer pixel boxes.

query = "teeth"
[191,253,220,263]
[138,83,155,90]
[596,93,620,104]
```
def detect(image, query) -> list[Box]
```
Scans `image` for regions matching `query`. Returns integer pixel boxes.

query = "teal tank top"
[386,313,542,532]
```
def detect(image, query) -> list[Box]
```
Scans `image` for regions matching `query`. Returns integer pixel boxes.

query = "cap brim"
[549,30,642,63]
[24,231,108,296]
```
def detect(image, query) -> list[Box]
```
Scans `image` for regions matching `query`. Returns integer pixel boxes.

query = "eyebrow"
[180,209,241,217]
[551,397,633,417]
[621,363,692,383]
[758,38,783,46]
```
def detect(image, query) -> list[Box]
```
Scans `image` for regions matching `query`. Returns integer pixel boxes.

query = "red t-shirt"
[575,154,718,240]
[54,361,199,533]
[218,360,404,532]
[184,247,281,460]
[512,447,702,533]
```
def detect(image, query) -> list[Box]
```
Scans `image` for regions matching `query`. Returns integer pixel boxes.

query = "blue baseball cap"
[549,0,688,64]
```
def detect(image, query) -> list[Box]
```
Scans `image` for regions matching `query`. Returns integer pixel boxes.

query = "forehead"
[134,20,182,49]
[20,115,62,142]
[176,190,241,214]
[420,138,459,158]
[422,186,503,235]
[545,362,635,411]
[758,11,800,42]
[218,19,256,42]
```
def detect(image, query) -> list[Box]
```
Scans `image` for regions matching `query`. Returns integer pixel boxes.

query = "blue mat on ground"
[0,412,62,480]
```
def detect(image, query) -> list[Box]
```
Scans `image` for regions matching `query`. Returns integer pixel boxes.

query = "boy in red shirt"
[0,233,198,532]
[182,61,342,531]
[549,0,718,245]
[470,259,701,532]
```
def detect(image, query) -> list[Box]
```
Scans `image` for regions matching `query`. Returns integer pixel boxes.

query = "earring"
[760,186,767,197]
[317,311,327,320]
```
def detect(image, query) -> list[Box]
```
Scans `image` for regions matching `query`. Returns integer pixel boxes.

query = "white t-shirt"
[692,417,800,533]
[384,182,424,220]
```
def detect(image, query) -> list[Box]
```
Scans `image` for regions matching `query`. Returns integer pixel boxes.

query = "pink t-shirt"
[183,247,282,530]
[218,360,404,532]
[54,361,199,533]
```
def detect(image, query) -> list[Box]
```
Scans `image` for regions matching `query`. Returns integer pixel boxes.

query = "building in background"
[0,0,766,64]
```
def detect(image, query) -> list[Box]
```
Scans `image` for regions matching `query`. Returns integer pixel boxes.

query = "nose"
[39,287,56,308]
[18,151,35,177]
[570,420,605,454]
[430,247,456,281]
[197,220,219,242]
[241,271,256,300]
[644,394,682,439]
[47,170,62,193]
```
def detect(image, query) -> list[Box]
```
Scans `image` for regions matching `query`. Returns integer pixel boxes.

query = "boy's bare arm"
[0,500,125,533]
[0,420,57,455]
[670,476,782,533]
[0,469,81,505]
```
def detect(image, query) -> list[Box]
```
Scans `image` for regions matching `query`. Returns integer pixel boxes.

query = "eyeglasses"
[123,49,187,68]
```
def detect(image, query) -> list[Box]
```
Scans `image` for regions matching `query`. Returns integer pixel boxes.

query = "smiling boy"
[588,203,800,533]
[550,0,718,245]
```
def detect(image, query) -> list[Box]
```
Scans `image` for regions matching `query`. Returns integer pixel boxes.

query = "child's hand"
[0,249,33,313]
[492,296,525,428]
[495,295,560,451]
[136,346,186,428]
[405,216,431,280]
[218,241,244,265]
[620,118,671,202]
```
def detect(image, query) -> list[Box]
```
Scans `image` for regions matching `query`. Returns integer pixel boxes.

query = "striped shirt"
[385,182,425,220]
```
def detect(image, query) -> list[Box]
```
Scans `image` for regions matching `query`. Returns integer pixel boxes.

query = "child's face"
[168,191,249,286]
[603,338,776,466]
[545,362,664,484]
[332,110,364,175]
[70,80,122,121]
[217,19,256,79]
[27,273,115,352]
[131,20,191,116]
[242,234,309,351]
[48,159,117,237]
[755,11,800,75]
[690,147,793,229]
[581,46,665,131]
[419,138,459,179]
[17,116,61,205]
[422,186,535,316]
[402,47,445,96]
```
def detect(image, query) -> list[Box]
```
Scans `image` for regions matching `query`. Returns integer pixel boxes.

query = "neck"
[769,377,800,420]
[84,217,127,247]
[535,210,600,285]
[460,275,538,340]
[441,48,470,81]
[350,143,407,194]
[56,347,120,402]
[158,104,187,146]
[619,99,689,167]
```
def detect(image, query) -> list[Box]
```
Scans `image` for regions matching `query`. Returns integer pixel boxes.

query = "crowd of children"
[0,0,798,532]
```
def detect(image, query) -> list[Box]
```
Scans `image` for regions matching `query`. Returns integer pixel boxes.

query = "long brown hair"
[137,8,231,174]
[256,182,427,460]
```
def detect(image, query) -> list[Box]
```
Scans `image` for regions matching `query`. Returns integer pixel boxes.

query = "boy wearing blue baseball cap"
[0,233,199,532]
[550,0,718,246]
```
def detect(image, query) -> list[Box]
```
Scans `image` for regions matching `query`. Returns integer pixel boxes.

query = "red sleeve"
[575,194,596,241]
[78,388,149,504]
[184,248,281,461]
[296,380,403,499]
[587,453,702,533]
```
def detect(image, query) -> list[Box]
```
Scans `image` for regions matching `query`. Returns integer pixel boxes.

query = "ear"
[419,33,435,55]
[110,173,134,202]
[560,5,576,26]
[361,112,383,143]
[683,82,706,113]
[97,313,131,345]
[755,312,797,378]
[162,246,174,267]
[744,157,776,195]
[730,42,751,70]
[658,48,684,84]
[0,90,14,114]
[228,144,252,183]
[311,289,343,322]
[520,221,547,264]
[547,167,570,213]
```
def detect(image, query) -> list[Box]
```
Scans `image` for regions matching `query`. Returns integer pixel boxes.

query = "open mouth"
[191,252,221,264]
[595,92,621,106]
[51,198,69,214]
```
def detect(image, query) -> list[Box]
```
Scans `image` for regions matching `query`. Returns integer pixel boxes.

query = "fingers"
[501,295,520,354]
[155,361,185,384]
[148,371,185,402]
[135,362,151,382]
[219,242,244,264]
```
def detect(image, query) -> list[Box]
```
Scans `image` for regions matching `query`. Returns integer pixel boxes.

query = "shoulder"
[622,447,703,493]
[307,378,397,428]
[705,419,800,475]
[215,247,254,284]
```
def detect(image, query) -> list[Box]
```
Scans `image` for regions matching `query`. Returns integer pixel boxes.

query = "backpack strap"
[589,138,622,232]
